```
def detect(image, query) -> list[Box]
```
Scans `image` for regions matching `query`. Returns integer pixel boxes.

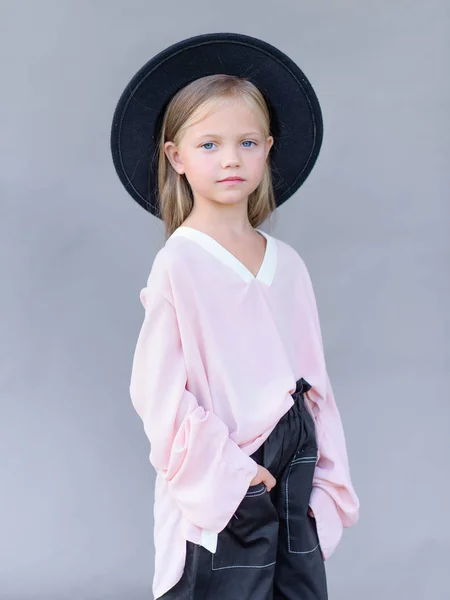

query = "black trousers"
[158,377,328,600]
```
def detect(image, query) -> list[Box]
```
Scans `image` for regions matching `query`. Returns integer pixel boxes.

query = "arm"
[308,373,360,558]
[298,257,360,558]
[129,286,258,533]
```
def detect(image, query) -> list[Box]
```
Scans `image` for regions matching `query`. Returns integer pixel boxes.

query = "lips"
[218,177,244,182]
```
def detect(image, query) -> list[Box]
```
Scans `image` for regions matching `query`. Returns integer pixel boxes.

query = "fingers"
[249,465,277,490]
[262,469,276,491]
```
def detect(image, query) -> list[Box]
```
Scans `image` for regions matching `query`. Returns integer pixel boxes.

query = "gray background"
[1,1,449,598]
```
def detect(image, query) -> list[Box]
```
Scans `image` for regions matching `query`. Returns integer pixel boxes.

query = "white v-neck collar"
[169,226,278,286]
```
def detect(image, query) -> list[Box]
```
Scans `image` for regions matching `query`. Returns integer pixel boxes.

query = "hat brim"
[110,32,323,216]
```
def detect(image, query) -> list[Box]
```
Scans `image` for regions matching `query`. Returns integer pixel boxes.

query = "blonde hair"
[155,74,278,240]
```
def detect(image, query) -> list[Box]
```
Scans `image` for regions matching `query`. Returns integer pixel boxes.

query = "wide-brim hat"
[110,32,323,217]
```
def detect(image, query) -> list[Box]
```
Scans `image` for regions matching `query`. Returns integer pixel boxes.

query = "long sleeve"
[129,286,258,534]
[298,256,360,558]
[308,373,360,558]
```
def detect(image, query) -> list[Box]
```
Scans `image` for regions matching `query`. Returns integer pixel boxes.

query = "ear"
[265,136,274,159]
[164,141,185,175]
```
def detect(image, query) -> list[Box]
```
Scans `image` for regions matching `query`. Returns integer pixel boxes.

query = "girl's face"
[164,97,273,209]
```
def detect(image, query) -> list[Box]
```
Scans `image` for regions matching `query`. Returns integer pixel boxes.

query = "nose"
[220,146,241,169]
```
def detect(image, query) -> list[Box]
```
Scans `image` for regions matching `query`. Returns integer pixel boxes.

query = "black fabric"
[158,377,328,600]
[110,33,323,216]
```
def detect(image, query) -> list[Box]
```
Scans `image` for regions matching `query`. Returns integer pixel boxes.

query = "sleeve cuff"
[200,444,258,552]
[199,439,259,534]
[309,486,343,559]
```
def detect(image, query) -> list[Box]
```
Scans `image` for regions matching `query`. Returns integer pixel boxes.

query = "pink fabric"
[129,226,359,598]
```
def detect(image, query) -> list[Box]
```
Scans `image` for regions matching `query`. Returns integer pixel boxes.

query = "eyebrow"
[194,131,263,140]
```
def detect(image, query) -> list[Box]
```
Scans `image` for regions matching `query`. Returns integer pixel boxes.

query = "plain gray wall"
[1,1,449,598]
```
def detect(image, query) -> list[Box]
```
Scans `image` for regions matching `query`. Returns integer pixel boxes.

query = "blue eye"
[201,141,256,149]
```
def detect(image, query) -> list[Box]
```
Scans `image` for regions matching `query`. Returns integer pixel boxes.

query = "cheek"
[247,153,267,176]
[185,156,214,183]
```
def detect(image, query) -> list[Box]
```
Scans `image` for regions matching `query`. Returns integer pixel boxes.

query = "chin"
[215,195,248,205]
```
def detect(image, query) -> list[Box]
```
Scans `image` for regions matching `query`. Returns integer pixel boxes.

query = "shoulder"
[142,234,196,304]
[267,231,311,279]
[142,245,174,304]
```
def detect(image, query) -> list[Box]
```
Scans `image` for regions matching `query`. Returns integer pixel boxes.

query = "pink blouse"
[129,226,360,598]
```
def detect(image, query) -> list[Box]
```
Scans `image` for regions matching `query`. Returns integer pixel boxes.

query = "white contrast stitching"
[285,456,320,554]
[289,543,320,555]
[211,555,276,570]
[244,490,266,498]
[244,487,267,498]
[291,458,317,465]
[292,454,317,461]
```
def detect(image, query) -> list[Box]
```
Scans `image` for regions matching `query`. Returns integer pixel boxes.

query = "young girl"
[111,33,360,600]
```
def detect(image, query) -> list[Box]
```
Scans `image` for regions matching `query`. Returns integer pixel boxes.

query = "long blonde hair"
[155,74,278,240]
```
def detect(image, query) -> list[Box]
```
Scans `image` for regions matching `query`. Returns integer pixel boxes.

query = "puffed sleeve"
[129,285,258,533]
[308,373,360,559]
[297,256,360,559]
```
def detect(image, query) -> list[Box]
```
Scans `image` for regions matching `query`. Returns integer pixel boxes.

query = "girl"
[111,33,360,600]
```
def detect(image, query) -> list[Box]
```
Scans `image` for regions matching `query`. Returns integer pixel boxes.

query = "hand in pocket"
[249,464,276,491]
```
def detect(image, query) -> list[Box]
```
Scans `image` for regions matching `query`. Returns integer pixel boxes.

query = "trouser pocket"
[212,482,279,570]
[285,447,320,554]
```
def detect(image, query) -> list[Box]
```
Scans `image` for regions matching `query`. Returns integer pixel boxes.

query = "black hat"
[110,32,323,217]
